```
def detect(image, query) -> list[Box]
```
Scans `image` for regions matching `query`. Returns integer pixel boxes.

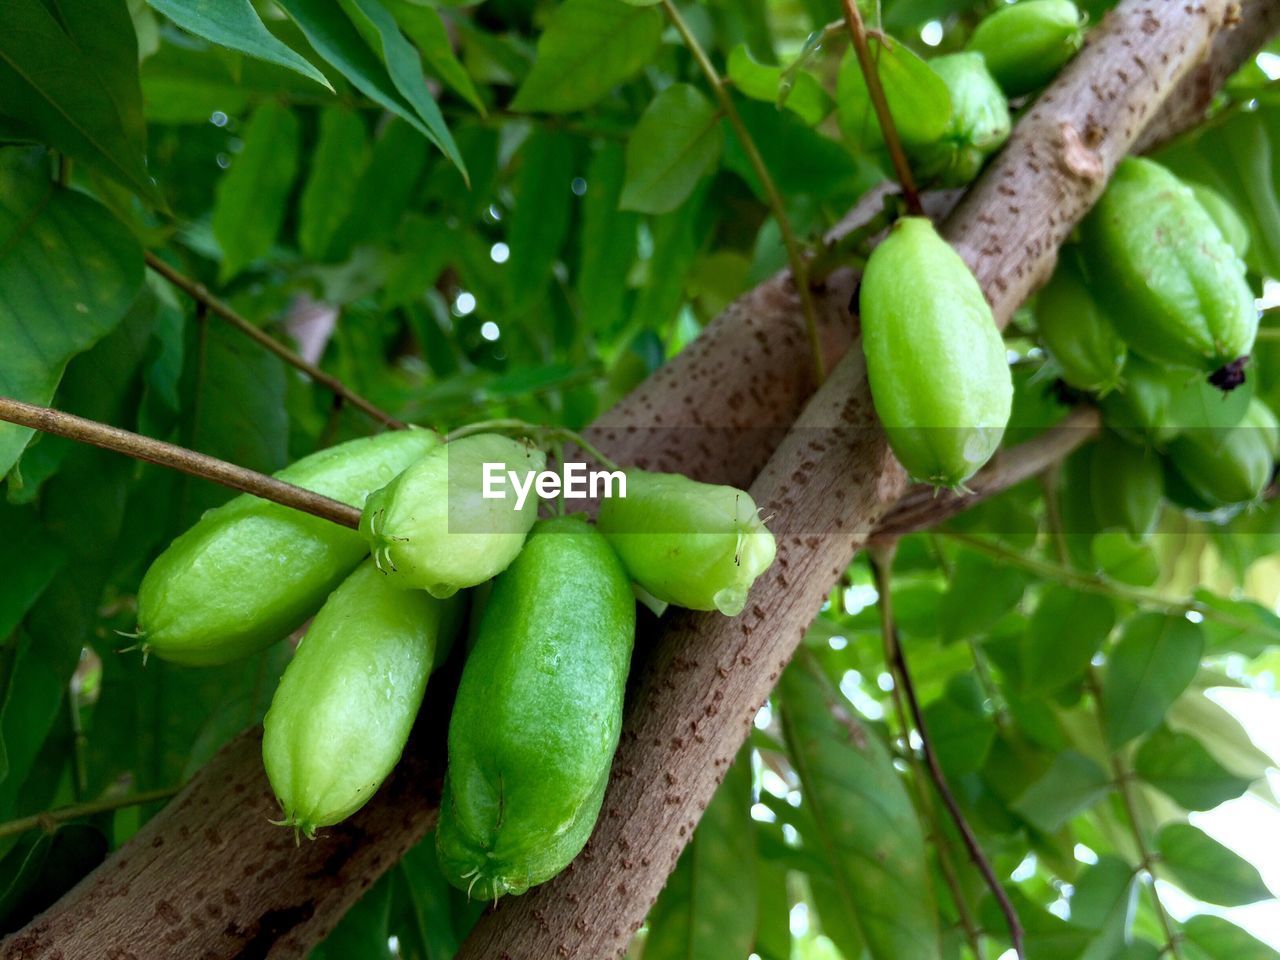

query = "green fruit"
[860,217,1014,487]
[1035,248,1126,394]
[967,0,1085,97]
[436,516,635,900]
[1167,398,1279,506]
[262,560,464,835]
[1080,158,1258,381]
[1091,431,1163,537]
[138,429,440,666]
[911,52,1011,186]
[1189,182,1251,260]
[360,434,545,598]
[596,470,776,616]
[1099,356,1185,448]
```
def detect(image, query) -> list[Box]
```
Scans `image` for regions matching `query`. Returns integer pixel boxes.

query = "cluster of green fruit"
[1039,157,1274,518]
[859,155,1267,511]
[906,0,1085,187]
[133,429,776,900]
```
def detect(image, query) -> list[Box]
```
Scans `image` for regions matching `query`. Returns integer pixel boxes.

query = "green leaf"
[511,0,662,114]
[922,674,994,778]
[0,0,159,204]
[779,652,940,960]
[385,0,487,116]
[506,129,576,311]
[1156,823,1271,906]
[1183,914,1280,960]
[727,45,832,125]
[0,505,64,647]
[1092,532,1160,587]
[399,832,482,958]
[340,0,467,180]
[0,154,144,477]
[1070,856,1138,960]
[836,40,951,150]
[146,0,331,89]
[1194,590,1280,657]
[381,215,454,309]
[577,142,638,338]
[299,107,371,261]
[620,84,723,215]
[1133,727,1252,811]
[1021,586,1115,695]
[325,119,429,261]
[312,871,394,959]
[1011,750,1112,833]
[937,551,1026,644]
[279,0,465,177]
[1166,686,1276,781]
[645,755,756,960]
[211,102,301,281]
[1103,614,1203,749]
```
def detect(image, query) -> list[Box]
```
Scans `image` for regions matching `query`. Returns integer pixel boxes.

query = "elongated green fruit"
[1189,182,1251,260]
[262,560,464,835]
[967,0,1084,97]
[596,470,775,616]
[1035,249,1126,394]
[360,434,545,598]
[911,52,1010,186]
[1101,356,1254,449]
[1091,431,1162,537]
[860,217,1013,487]
[437,516,635,900]
[1167,398,1279,506]
[138,429,440,666]
[1080,158,1258,383]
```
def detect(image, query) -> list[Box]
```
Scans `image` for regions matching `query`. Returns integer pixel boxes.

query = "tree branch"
[0,396,363,529]
[6,2,1272,955]
[145,253,407,431]
[870,543,1024,957]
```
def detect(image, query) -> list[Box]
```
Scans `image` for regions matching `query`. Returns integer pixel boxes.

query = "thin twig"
[0,787,181,840]
[660,0,827,384]
[0,396,362,529]
[1086,671,1184,959]
[869,545,984,957]
[838,0,922,215]
[444,417,622,471]
[144,253,406,430]
[870,542,1026,958]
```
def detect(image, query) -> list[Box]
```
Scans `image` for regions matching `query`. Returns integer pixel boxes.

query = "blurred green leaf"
[511,0,662,114]
[938,551,1026,644]
[1103,614,1203,749]
[0,153,144,477]
[300,108,370,261]
[1183,914,1280,960]
[147,0,331,89]
[1011,750,1112,833]
[578,142,638,339]
[1021,586,1115,696]
[0,0,159,203]
[837,41,951,150]
[621,85,723,215]
[1092,533,1160,587]
[506,128,576,312]
[386,0,487,116]
[779,651,940,960]
[1133,727,1252,811]
[212,102,300,281]
[727,45,832,125]
[1156,823,1271,906]
[645,755,756,959]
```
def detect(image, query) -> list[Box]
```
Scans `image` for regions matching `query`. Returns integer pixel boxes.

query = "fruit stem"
[660,0,828,385]
[145,253,406,430]
[444,419,622,472]
[838,0,923,217]
[0,786,181,840]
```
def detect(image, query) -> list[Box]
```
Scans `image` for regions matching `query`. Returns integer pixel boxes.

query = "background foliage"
[1,0,1279,957]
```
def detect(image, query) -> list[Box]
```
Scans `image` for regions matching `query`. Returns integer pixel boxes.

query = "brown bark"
[456,3,1237,957]
[3,2,1271,957]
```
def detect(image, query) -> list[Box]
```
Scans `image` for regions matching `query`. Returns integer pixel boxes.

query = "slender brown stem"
[0,396,361,529]
[144,253,406,430]
[1086,671,1183,959]
[839,0,922,215]
[0,787,181,840]
[870,545,984,957]
[661,0,827,384]
[870,543,1025,958]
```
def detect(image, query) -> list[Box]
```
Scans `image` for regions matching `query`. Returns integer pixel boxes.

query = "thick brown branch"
[145,253,407,431]
[0,396,362,529]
